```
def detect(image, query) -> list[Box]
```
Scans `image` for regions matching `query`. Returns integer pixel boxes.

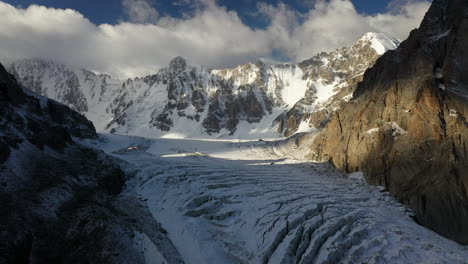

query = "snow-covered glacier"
[81,134,468,264]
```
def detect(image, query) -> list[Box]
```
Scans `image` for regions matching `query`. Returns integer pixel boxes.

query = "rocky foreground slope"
[0,63,179,263]
[8,33,399,138]
[310,0,468,244]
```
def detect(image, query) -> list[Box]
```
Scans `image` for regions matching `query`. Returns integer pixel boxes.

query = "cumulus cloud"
[0,0,431,78]
[259,0,431,60]
[368,0,431,40]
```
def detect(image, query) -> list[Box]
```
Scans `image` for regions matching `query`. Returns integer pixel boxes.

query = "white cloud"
[259,0,431,60]
[368,0,431,40]
[0,0,431,78]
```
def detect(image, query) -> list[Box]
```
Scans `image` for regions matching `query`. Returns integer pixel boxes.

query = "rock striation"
[310,0,468,244]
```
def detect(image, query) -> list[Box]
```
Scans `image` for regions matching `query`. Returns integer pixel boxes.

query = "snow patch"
[133,231,168,264]
[342,93,353,102]
[295,118,315,134]
[366,127,380,135]
[449,109,458,117]
[429,29,451,42]
[348,172,365,181]
[273,65,309,106]
[390,122,407,137]
[435,68,444,79]
[314,79,339,106]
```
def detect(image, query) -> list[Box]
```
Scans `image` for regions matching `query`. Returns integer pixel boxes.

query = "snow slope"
[80,134,468,264]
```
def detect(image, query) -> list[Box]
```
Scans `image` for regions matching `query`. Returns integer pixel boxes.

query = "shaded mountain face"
[0,64,142,263]
[310,0,468,244]
[8,33,399,138]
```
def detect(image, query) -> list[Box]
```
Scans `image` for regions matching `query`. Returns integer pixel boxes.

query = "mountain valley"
[2,0,468,263]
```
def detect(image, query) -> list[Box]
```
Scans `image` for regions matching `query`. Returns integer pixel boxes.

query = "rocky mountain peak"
[169,56,188,73]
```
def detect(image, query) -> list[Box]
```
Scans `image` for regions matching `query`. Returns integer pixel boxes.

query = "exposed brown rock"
[310,0,468,244]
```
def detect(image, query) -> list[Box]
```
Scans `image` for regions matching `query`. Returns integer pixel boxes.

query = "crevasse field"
[81,134,468,264]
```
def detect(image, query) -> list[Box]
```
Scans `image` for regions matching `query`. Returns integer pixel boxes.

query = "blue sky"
[5,0,399,26]
[0,0,431,77]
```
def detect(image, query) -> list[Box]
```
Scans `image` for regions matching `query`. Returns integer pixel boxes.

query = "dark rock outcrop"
[310,0,468,244]
[0,62,143,263]
[0,140,9,164]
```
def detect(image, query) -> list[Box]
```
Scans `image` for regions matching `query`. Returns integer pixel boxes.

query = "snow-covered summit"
[358,32,400,55]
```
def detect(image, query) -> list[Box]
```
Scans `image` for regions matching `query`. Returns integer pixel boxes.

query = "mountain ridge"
[8,32,399,139]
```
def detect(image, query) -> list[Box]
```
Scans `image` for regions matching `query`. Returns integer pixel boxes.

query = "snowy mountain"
[8,32,399,138]
[3,0,468,260]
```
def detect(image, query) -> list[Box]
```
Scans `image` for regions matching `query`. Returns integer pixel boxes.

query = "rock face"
[0,63,145,263]
[9,33,399,138]
[310,0,468,244]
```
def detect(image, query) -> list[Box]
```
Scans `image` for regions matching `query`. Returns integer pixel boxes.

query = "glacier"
[78,134,468,264]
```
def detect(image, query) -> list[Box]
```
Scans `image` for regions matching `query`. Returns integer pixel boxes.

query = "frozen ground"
[82,134,468,264]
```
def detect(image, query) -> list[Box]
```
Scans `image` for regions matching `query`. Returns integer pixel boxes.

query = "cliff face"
[310,0,468,244]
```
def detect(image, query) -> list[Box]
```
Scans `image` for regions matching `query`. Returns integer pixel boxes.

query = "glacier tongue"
[85,134,468,264]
